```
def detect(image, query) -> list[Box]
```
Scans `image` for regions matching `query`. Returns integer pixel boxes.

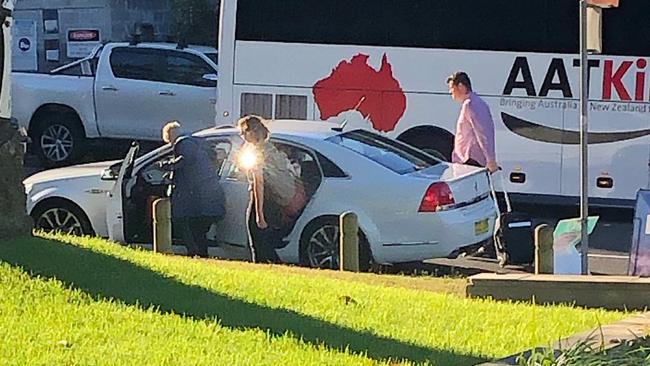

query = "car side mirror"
[100,167,118,181]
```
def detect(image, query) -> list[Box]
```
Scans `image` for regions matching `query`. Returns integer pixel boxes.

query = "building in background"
[12,0,218,72]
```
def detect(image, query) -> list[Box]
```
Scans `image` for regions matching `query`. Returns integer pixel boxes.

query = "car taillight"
[419,182,455,212]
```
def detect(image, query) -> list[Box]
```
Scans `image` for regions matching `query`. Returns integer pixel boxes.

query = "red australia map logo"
[312,54,406,132]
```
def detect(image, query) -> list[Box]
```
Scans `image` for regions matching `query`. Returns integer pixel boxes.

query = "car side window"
[110,47,165,82]
[226,140,323,180]
[163,51,216,87]
[205,138,233,176]
[316,151,347,178]
[140,152,173,185]
[273,141,323,198]
[139,138,232,184]
[225,136,248,181]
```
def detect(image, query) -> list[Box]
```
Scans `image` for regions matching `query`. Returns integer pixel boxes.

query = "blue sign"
[629,190,650,276]
[18,37,30,52]
[553,216,599,274]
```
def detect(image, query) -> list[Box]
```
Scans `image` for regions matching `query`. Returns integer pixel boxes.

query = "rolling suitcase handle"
[489,168,536,266]
[488,168,512,214]
[488,168,511,267]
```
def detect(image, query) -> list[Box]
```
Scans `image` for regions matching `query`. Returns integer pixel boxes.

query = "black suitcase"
[494,211,534,265]
[490,173,534,266]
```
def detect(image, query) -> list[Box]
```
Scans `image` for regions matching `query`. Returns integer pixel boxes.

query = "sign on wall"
[12,19,37,71]
[45,39,59,62]
[66,29,100,58]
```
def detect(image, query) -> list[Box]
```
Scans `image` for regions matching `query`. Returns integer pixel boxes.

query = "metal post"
[339,212,359,272]
[153,197,173,254]
[534,224,554,275]
[579,0,590,275]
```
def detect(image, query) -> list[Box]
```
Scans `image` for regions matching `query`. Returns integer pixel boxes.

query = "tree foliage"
[171,0,219,47]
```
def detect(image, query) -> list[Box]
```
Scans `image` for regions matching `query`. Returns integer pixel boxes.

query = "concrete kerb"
[466,273,650,310]
[475,312,650,366]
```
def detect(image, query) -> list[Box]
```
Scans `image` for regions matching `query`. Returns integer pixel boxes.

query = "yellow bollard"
[153,197,173,254]
[340,212,359,272]
[535,224,554,274]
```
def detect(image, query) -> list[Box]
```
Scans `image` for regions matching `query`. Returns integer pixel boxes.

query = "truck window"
[56,64,84,76]
[204,52,218,65]
[90,55,99,75]
[163,51,216,87]
[110,47,164,82]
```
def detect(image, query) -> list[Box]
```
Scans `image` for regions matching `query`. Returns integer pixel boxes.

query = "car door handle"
[102,85,118,91]
[209,97,217,104]
[159,90,176,96]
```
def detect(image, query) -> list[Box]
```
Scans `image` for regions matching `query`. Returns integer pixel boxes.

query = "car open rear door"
[106,142,139,242]
[206,136,251,259]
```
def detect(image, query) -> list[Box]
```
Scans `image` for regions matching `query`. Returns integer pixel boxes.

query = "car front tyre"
[31,201,94,236]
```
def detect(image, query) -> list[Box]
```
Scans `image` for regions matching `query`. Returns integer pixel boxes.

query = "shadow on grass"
[0,237,486,366]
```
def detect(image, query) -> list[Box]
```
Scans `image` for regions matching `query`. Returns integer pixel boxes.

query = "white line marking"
[588,253,628,259]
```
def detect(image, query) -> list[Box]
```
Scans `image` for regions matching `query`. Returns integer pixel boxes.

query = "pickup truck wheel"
[34,116,85,166]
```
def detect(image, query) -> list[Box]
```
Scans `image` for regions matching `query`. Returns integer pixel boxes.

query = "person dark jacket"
[170,135,225,220]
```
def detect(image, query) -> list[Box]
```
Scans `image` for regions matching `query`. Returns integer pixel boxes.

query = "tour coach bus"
[215,0,650,207]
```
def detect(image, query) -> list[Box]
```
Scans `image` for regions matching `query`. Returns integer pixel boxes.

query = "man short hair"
[446,71,472,91]
[162,121,181,143]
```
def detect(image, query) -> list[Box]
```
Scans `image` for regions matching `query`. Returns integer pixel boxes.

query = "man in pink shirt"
[447,72,499,173]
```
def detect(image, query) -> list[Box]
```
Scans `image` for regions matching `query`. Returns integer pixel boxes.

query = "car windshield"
[326,130,440,174]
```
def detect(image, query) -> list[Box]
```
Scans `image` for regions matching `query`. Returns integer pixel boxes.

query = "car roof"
[195,119,343,140]
[109,42,217,53]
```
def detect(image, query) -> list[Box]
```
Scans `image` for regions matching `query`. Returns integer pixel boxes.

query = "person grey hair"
[160,120,226,258]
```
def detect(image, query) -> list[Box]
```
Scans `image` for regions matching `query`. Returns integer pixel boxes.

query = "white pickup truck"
[12,42,219,166]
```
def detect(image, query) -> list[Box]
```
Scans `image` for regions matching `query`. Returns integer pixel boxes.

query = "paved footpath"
[476,307,650,365]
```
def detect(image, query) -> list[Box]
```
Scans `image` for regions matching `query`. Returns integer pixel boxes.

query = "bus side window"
[275,95,307,120]
[241,93,272,119]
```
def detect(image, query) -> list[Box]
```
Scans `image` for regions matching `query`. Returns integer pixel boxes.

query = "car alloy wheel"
[40,124,74,163]
[306,223,340,269]
[36,207,84,235]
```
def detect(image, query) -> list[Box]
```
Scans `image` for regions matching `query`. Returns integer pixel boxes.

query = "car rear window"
[326,130,439,174]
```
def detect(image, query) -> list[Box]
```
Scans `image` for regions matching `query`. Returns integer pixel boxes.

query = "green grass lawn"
[0,233,628,366]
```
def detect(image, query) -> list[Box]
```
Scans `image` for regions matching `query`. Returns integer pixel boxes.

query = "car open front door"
[106,142,139,242]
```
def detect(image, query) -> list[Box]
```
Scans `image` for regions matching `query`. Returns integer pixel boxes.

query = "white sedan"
[24,120,497,269]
